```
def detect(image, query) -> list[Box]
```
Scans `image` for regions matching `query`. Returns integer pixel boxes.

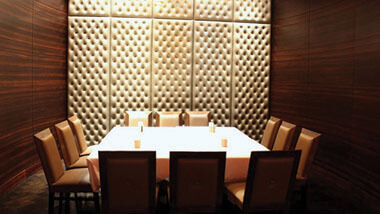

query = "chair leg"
[59,192,63,214]
[48,192,54,214]
[75,193,81,213]
[65,192,70,214]
[94,192,100,214]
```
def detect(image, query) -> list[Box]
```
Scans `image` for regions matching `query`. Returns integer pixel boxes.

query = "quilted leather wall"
[232,23,270,139]
[110,18,152,127]
[193,21,232,126]
[68,0,271,142]
[68,17,110,143]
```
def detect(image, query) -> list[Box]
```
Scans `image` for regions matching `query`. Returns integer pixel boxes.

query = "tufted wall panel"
[110,18,152,127]
[68,0,110,17]
[153,0,193,19]
[68,0,271,142]
[152,19,193,113]
[232,23,270,140]
[194,0,233,21]
[112,0,152,18]
[234,0,271,23]
[68,17,110,143]
[193,21,232,126]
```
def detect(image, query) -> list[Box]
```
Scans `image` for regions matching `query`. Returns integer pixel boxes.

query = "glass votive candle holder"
[221,137,228,147]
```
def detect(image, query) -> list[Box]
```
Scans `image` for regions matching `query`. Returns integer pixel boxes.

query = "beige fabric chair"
[225,150,301,213]
[272,121,296,151]
[99,151,157,214]
[184,111,210,126]
[296,128,321,181]
[34,128,99,214]
[294,128,321,212]
[155,111,182,127]
[68,115,97,156]
[261,116,282,150]
[55,121,88,169]
[169,152,226,213]
[124,111,152,127]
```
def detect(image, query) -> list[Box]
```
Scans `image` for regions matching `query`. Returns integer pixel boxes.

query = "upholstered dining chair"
[155,111,182,127]
[99,151,157,214]
[169,152,226,213]
[294,128,321,211]
[124,111,153,127]
[272,121,296,151]
[34,128,99,214]
[261,116,282,150]
[55,120,88,169]
[225,150,301,213]
[184,111,210,126]
[68,115,97,156]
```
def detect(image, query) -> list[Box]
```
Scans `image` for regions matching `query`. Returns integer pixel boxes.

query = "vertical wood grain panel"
[0,0,33,191]
[271,0,380,212]
[0,0,67,193]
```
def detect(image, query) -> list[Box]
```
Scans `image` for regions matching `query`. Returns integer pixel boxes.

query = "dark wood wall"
[0,0,67,193]
[271,0,380,213]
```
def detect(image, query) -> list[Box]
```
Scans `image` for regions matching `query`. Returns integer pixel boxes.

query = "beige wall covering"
[68,0,271,144]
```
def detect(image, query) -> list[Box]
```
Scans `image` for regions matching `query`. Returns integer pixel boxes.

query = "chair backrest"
[272,121,296,151]
[99,151,156,214]
[170,152,226,213]
[34,128,64,187]
[125,111,152,127]
[243,150,301,212]
[68,115,88,154]
[155,112,182,127]
[55,120,80,168]
[261,116,282,150]
[184,111,210,126]
[295,128,321,180]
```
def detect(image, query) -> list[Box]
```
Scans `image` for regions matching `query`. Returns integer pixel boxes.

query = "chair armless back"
[68,115,88,154]
[34,128,64,186]
[244,150,301,212]
[184,111,210,126]
[55,120,80,168]
[170,151,226,213]
[99,151,156,214]
[295,128,321,180]
[125,111,152,127]
[155,112,182,127]
[272,121,296,151]
[261,116,282,150]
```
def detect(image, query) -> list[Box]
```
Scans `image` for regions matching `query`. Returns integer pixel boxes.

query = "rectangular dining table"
[87,126,269,192]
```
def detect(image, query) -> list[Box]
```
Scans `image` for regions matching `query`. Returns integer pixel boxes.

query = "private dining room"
[0,0,379,213]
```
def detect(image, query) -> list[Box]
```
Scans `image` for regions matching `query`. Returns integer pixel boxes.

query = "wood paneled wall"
[0,0,67,193]
[271,0,380,213]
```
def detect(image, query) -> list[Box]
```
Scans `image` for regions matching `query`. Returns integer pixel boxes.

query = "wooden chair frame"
[99,151,156,214]
[243,150,301,213]
[170,151,226,214]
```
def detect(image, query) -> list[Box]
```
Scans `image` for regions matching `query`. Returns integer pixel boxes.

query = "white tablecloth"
[87,126,268,192]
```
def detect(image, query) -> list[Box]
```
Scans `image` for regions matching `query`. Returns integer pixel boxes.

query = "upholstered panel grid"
[193,21,232,126]
[68,17,110,143]
[68,0,110,16]
[153,0,193,19]
[234,0,271,23]
[112,0,152,17]
[232,23,270,140]
[110,18,152,128]
[152,19,193,112]
[68,0,271,141]
[194,0,233,21]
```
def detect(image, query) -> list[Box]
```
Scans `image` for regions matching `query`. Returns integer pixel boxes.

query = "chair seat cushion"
[225,182,246,210]
[80,145,97,156]
[67,156,88,169]
[52,168,92,192]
